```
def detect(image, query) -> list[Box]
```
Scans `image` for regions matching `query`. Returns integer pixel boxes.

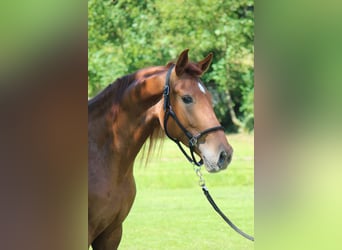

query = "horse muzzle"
[200,145,233,173]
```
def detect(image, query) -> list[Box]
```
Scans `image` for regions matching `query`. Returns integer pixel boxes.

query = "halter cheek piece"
[163,64,224,166]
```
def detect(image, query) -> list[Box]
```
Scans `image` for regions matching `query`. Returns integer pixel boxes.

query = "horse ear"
[175,49,189,76]
[197,52,213,73]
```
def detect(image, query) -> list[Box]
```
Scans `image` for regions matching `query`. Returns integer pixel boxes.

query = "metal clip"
[193,164,205,187]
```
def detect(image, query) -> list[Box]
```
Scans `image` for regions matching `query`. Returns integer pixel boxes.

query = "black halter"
[163,65,225,166]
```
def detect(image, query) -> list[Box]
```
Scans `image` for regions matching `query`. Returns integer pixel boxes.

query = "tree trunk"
[225,89,243,129]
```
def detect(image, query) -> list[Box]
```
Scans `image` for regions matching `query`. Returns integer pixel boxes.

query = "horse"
[88,49,233,249]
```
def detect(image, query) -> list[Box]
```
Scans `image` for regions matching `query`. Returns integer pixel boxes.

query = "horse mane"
[88,73,136,116]
[140,121,165,167]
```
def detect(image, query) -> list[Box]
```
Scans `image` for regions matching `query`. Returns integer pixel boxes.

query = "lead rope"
[193,165,255,242]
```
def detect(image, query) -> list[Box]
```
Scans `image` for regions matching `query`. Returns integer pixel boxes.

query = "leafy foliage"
[88,0,254,131]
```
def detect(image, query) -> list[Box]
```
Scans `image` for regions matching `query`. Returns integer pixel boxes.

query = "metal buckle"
[189,137,197,147]
[163,85,169,96]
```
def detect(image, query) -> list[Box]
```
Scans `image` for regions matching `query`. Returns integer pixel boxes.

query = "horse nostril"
[218,150,232,169]
[218,151,227,165]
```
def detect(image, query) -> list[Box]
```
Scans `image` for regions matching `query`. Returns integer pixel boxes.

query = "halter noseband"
[163,64,225,166]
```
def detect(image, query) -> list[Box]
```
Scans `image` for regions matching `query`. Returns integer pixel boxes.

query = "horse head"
[160,49,233,172]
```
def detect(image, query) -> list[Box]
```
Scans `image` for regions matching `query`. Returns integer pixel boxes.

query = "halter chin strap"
[163,64,224,166]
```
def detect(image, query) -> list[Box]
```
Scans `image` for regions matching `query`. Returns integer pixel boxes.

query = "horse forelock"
[184,62,203,76]
[166,60,203,77]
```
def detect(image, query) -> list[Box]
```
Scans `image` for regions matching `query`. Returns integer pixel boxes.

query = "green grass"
[119,133,254,250]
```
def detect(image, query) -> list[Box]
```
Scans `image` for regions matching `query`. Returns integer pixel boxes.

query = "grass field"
[91,133,254,249]
[120,133,254,250]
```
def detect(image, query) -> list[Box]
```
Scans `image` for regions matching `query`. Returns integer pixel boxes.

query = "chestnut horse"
[88,49,233,249]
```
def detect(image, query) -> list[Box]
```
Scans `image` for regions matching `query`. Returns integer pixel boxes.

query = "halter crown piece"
[163,64,225,166]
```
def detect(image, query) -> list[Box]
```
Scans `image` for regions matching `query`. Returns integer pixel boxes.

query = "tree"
[88,0,254,131]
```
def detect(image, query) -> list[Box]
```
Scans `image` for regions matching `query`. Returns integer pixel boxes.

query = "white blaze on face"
[198,82,206,94]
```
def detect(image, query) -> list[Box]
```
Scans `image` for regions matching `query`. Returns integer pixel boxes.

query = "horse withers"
[88,49,233,249]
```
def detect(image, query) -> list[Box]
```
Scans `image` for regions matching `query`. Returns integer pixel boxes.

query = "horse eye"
[181,95,193,104]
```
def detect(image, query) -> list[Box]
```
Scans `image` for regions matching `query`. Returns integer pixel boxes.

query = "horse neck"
[116,67,167,154]
[89,66,167,172]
